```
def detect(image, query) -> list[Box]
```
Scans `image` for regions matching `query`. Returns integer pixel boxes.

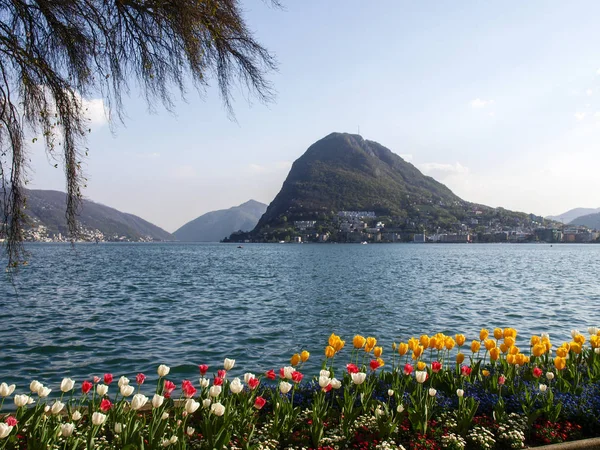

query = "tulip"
[217,369,226,379]
[198,364,208,376]
[319,376,331,388]
[398,342,408,356]
[319,370,331,378]
[103,373,113,384]
[480,329,489,341]
[455,334,466,346]
[431,361,442,373]
[595,348,600,354]
[120,385,135,397]
[81,380,92,394]
[209,385,222,398]
[51,401,65,415]
[223,358,235,371]
[0,424,13,439]
[571,329,579,339]
[353,335,366,349]
[471,340,481,353]
[279,381,292,394]
[388,389,394,397]
[324,346,335,358]
[96,384,109,396]
[533,367,543,378]
[546,372,555,381]
[38,386,51,398]
[230,378,243,394]
[416,361,426,371]
[588,326,599,335]
[184,399,200,414]
[484,339,496,351]
[4,417,16,427]
[456,353,465,364]
[118,376,130,388]
[202,399,211,408]
[210,402,225,416]
[482,370,490,377]
[100,398,112,412]
[330,378,342,389]
[30,380,42,393]
[187,427,195,436]
[72,411,82,421]
[136,373,146,385]
[254,396,266,410]
[300,350,310,362]
[248,377,260,390]
[397,404,405,413]
[373,346,383,358]
[14,394,30,407]
[369,359,381,371]
[291,371,303,383]
[0,383,15,397]
[490,347,500,361]
[290,353,301,366]
[157,365,170,377]
[351,372,366,385]
[199,377,210,388]
[365,336,377,352]
[428,388,437,397]
[131,393,149,411]
[152,394,164,408]
[161,412,169,420]
[114,423,123,434]
[498,375,506,385]
[61,423,74,437]
[403,363,414,375]
[493,328,503,340]
[456,389,464,397]
[170,436,178,444]
[413,345,424,358]
[282,366,295,379]
[91,412,106,426]
[60,378,75,392]
[539,384,548,392]
[415,371,427,383]
[554,356,567,370]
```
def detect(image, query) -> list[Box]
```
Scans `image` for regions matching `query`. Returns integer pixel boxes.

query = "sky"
[26,1,600,232]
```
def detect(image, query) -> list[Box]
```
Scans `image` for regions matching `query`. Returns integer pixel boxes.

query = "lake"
[1,242,599,388]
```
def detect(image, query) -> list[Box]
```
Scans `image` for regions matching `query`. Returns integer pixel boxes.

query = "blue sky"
[28,1,600,231]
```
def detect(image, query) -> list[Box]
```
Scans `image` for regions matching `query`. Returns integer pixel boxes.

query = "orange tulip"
[554,356,566,370]
[300,350,310,362]
[325,346,335,358]
[490,347,500,361]
[290,353,301,366]
[373,346,383,358]
[353,335,366,349]
[493,328,503,340]
[455,334,466,346]
[398,342,408,356]
[456,353,465,364]
[480,329,489,341]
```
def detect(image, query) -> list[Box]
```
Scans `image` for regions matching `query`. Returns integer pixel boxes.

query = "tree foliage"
[0,0,278,267]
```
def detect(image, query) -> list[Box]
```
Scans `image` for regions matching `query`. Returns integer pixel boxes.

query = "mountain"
[241,132,543,242]
[546,208,600,224]
[23,189,173,241]
[174,200,267,242]
[569,212,600,230]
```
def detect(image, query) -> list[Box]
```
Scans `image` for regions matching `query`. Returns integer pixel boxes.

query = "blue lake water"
[1,242,599,389]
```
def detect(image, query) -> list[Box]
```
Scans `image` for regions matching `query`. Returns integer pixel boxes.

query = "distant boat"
[279,240,285,244]
[361,241,368,245]
[237,245,243,249]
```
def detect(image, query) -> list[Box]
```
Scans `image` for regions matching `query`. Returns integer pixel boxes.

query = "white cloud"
[574,112,587,121]
[81,97,108,127]
[586,89,594,96]
[248,161,292,174]
[419,162,470,176]
[470,98,494,109]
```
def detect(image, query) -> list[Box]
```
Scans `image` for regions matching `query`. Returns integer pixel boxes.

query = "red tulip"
[265,369,276,380]
[431,361,442,373]
[100,398,112,412]
[181,380,196,398]
[403,363,414,376]
[163,380,176,397]
[323,383,332,393]
[369,359,381,371]
[291,371,303,383]
[136,373,146,385]
[5,416,17,427]
[213,376,223,386]
[461,365,472,377]
[103,374,113,384]
[248,377,260,390]
[254,396,266,410]
[81,380,93,394]
[346,363,359,374]
[533,367,543,378]
[199,364,208,376]
[217,369,226,379]
[93,376,100,384]
[498,375,506,385]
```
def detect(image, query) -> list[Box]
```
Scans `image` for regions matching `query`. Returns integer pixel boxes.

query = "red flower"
[346,363,359,374]
[199,364,209,376]
[217,369,226,379]
[100,398,112,412]
[265,369,276,380]
[461,365,472,376]
[163,380,176,396]
[533,367,543,378]
[431,361,442,373]
[323,383,332,393]
[5,416,17,427]
[103,373,113,384]
[498,375,506,385]
[403,363,413,376]
[254,396,266,410]
[291,371,303,383]
[279,367,286,379]
[93,376,100,384]
[136,373,146,385]
[181,380,197,398]
[248,377,260,390]
[369,359,381,371]
[213,376,224,386]
[81,380,93,394]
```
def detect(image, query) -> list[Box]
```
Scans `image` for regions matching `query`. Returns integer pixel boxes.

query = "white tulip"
[428,388,437,397]
[571,329,579,339]
[319,370,331,378]
[91,412,106,426]
[14,394,30,407]
[120,385,135,397]
[131,393,149,410]
[279,381,292,394]
[27,397,34,404]
[330,378,342,389]
[186,426,195,436]
[61,423,75,437]
[244,373,256,384]
[351,372,366,385]
[118,376,130,388]
[541,332,550,339]
[44,405,50,413]
[30,380,42,393]
[456,389,464,398]
[170,436,178,444]
[51,401,65,415]
[282,366,294,379]
[229,378,243,394]
[72,411,82,421]
[96,384,108,396]
[223,358,235,371]
[588,327,598,335]
[210,402,225,416]
[539,384,548,392]
[185,398,200,414]
[202,398,211,408]
[415,371,427,384]
[0,383,16,397]
[546,372,555,381]
[152,394,164,408]
[161,412,169,420]
[162,439,170,447]
[60,378,75,392]
[199,377,209,388]
[209,385,222,398]
[158,365,170,377]
[397,404,405,413]
[114,423,123,434]
[0,424,13,439]
[319,376,331,388]
[596,348,600,355]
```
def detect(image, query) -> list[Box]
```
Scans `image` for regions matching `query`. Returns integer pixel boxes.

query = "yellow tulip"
[510,345,519,355]
[377,357,385,367]
[290,353,301,367]
[455,334,466,346]
[392,342,397,351]
[570,342,582,354]
[542,338,552,352]
[556,347,568,358]
[420,335,430,349]
[480,328,489,341]
[325,346,335,359]
[507,354,516,365]
[500,343,509,354]
[328,333,338,347]
[484,339,496,351]
[429,336,438,349]
[373,346,383,358]
[471,340,481,353]
[574,334,585,345]
[482,369,490,377]
[417,361,426,370]
[493,328,503,340]
[504,336,515,348]
[456,352,465,364]
[365,337,377,352]
[490,347,500,361]
[516,353,527,365]
[554,356,566,370]
[300,350,310,362]
[353,335,366,349]
[398,342,408,356]
[591,335,600,348]
[503,328,517,339]
[435,335,445,351]
[530,335,541,346]
[407,337,418,351]
[413,345,424,358]
[445,337,456,351]
[532,344,545,357]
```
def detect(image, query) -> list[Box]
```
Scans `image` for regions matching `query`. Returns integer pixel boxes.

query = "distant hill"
[546,207,600,224]
[570,212,600,230]
[23,189,173,241]
[174,200,267,242]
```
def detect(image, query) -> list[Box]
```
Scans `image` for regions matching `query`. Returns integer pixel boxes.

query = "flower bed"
[1,328,600,449]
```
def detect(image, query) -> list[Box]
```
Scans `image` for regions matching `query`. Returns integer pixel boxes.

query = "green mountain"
[174,200,267,242]
[570,212,600,230]
[23,189,173,241]
[244,132,541,241]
